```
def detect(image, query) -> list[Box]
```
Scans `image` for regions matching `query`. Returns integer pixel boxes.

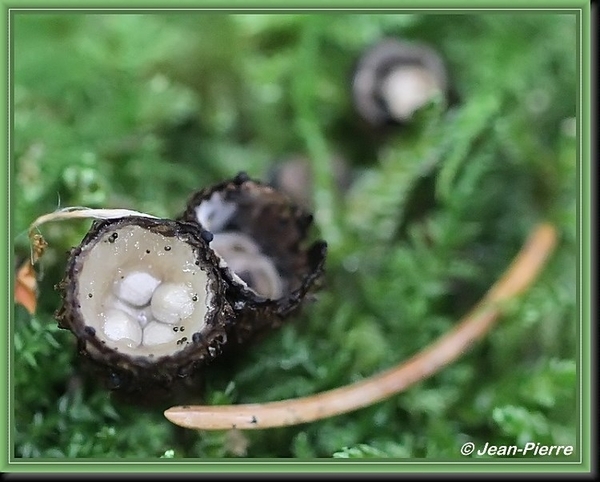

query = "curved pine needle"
[164,223,558,430]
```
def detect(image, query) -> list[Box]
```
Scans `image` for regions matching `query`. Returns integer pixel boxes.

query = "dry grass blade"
[27,207,159,264]
[164,223,558,430]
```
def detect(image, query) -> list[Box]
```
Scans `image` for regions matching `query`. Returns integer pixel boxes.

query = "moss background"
[12,12,578,459]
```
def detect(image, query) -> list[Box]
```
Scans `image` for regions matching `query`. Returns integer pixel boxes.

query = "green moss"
[12,12,578,459]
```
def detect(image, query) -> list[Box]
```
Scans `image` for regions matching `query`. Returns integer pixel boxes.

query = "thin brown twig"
[164,223,558,430]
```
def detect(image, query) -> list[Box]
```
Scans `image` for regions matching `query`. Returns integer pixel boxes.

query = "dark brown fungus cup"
[179,172,328,346]
[55,216,234,395]
[352,38,449,127]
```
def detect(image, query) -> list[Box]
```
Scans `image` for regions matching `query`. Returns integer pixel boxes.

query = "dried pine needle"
[164,223,558,430]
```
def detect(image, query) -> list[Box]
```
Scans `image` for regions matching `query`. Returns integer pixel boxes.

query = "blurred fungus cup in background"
[54,174,327,401]
[352,38,449,127]
[179,172,328,347]
[266,154,353,210]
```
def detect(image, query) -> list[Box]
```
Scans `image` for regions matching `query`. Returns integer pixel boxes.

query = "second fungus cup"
[180,172,328,346]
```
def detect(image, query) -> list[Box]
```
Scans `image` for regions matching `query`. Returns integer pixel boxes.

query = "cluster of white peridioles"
[102,270,197,348]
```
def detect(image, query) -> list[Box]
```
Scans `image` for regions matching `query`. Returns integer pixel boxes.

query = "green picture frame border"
[1,0,592,474]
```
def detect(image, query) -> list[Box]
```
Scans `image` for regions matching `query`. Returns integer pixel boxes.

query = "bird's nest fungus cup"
[352,38,450,127]
[54,173,327,397]
[55,216,232,390]
[179,173,328,346]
